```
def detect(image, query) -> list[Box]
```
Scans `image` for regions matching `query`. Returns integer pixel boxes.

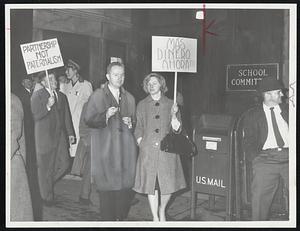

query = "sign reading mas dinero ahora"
[226,63,279,91]
[152,36,197,73]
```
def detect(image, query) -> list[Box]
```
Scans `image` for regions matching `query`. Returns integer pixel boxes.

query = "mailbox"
[190,114,236,220]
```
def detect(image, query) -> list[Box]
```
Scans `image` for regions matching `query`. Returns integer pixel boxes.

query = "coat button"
[155,128,159,133]
[155,102,160,106]
[155,142,159,146]
[155,115,160,119]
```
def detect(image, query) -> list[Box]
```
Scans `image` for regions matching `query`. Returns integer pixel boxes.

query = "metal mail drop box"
[191,114,236,220]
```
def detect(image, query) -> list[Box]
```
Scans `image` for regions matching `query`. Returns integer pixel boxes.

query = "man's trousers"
[36,151,57,202]
[251,160,288,220]
[98,189,132,221]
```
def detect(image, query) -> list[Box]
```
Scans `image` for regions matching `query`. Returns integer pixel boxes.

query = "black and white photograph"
[5,3,297,228]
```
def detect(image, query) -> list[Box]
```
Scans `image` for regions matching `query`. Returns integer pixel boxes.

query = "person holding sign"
[243,77,289,220]
[61,59,93,158]
[31,71,75,205]
[133,73,186,221]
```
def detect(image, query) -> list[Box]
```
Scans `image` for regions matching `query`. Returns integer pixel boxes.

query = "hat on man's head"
[66,59,80,71]
[257,77,283,93]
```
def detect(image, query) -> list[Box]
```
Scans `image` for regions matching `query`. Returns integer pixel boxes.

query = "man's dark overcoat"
[243,103,289,162]
[16,86,36,168]
[31,87,75,196]
[84,83,137,191]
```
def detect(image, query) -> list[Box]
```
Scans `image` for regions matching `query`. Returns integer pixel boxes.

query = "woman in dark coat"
[133,73,186,221]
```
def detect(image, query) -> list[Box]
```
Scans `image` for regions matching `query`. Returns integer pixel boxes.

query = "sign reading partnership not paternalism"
[152,36,197,73]
[20,38,64,74]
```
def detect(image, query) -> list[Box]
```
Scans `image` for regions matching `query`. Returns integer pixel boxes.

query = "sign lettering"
[20,38,64,74]
[195,176,226,188]
[226,63,279,91]
[152,36,197,73]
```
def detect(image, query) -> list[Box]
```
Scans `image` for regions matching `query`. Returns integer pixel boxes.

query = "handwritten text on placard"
[152,36,197,73]
[20,38,64,74]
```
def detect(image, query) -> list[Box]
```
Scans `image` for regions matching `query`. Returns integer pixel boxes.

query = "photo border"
[5,3,297,228]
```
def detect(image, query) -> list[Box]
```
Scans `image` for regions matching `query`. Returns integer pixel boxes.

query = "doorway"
[43,30,90,81]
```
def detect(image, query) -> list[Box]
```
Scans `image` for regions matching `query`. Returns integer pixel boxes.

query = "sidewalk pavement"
[42,176,286,222]
[42,176,227,221]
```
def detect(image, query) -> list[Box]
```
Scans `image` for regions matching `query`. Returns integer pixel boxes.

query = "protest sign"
[152,36,197,73]
[20,38,64,74]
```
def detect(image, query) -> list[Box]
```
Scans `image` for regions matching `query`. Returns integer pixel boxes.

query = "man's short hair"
[37,70,56,81]
[142,73,168,94]
[106,62,125,74]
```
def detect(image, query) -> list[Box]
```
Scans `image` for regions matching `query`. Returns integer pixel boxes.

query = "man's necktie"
[270,107,284,147]
[52,91,58,107]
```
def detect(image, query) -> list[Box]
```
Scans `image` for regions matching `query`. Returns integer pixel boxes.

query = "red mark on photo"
[201,4,218,55]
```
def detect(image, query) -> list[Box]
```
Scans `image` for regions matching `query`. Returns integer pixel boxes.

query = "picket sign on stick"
[20,38,64,95]
[151,36,197,104]
[173,72,178,105]
[45,69,53,95]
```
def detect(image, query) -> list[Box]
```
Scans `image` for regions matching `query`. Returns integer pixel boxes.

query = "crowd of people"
[11,60,188,222]
[10,59,289,222]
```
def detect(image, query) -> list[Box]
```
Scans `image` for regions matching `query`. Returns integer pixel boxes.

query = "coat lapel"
[103,84,119,108]
[55,91,62,110]
[257,105,268,144]
[280,103,289,125]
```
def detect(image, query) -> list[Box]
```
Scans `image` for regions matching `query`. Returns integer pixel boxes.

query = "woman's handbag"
[160,129,197,157]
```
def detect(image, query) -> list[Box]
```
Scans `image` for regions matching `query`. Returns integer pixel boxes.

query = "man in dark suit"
[243,77,289,220]
[16,76,42,219]
[31,71,75,205]
[17,76,35,173]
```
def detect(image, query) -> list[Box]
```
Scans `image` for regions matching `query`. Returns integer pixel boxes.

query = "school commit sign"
[226,63,279,91]
[20,38,64,74]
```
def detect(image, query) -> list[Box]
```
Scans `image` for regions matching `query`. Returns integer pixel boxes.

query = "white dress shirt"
[262,103,289,149]
[25,87,31,94]
[108,84,120,104]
